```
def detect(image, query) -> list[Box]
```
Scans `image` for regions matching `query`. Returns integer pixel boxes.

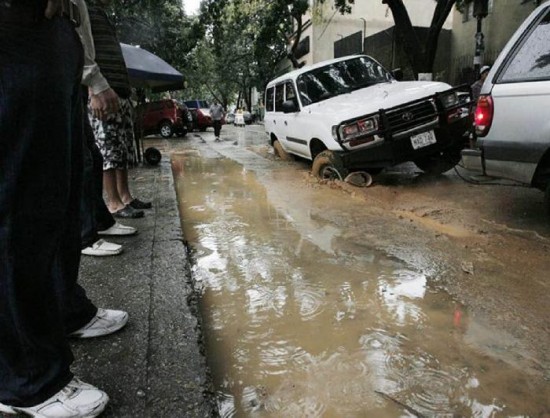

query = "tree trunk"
[383,0,457,77]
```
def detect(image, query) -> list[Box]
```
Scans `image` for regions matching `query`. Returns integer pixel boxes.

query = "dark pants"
[80,91,115,249]
[213,120,222,137]
[0,15,96,407]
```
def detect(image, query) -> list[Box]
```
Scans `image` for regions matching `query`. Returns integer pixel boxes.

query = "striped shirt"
[87,4,131,98]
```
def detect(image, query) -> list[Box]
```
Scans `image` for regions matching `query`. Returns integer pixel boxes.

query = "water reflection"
[173,154,550,417]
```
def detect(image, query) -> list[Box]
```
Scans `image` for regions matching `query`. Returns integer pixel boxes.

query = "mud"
[153,125,549,417]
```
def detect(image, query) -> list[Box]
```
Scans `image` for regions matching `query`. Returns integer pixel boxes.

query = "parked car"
[264,55,472,179]
[135,99,193,138]
[226,112,235,125]
[461,1,550,213]
[184,100,212,131]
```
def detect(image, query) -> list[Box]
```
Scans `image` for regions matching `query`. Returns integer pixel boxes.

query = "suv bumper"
[342,118,470,170]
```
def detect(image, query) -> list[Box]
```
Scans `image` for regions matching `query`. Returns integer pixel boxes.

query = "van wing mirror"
[392,68,403,81]
[282,100,299,113]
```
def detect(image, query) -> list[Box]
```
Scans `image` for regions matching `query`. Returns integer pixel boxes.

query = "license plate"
[410,130,436,150]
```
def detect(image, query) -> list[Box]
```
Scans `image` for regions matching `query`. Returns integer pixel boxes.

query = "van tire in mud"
[273,140,293,161]
[311,150,349,180]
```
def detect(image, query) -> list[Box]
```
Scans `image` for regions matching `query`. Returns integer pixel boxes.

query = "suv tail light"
[474,95,494,137]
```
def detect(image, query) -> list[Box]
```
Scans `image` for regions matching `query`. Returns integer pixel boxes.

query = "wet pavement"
[163,125,550,417]
[67,157,216,417]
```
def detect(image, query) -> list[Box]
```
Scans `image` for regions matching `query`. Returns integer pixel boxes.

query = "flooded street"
[165,125,549,417]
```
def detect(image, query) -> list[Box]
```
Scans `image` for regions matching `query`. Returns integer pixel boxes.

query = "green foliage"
[106,0,199,96]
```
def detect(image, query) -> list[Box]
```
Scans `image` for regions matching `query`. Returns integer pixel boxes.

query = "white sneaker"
[81,239,122,257]
[0,377,108,418]
[70,308,129,339]
[97,222,137,236]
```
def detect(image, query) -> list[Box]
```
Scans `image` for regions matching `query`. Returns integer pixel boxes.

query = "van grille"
[384,99,438,135]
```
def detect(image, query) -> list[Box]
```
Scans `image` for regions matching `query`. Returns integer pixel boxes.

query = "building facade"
[278,0,545,86]
[450,0,542,85]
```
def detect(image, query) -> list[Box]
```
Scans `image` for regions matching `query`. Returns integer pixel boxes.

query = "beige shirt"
[75,0,110,95]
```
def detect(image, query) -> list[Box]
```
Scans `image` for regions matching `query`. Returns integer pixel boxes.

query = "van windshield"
[296,56,392,106]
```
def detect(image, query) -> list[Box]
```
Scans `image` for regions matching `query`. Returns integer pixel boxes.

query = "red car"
[135,99,193,138]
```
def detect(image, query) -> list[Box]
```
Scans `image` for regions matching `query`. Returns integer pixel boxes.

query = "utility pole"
[473,0,489,78]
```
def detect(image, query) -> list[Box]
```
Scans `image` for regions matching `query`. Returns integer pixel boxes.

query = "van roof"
[266,55,367,87]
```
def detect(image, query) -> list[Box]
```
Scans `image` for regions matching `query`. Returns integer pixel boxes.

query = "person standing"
[0,0,113,415]
[209,100,225,141]
[77,0,137,257]
[87,0,151,219]
[471,65,490,101]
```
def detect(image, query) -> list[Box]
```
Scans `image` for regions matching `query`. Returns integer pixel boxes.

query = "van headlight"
[336,115,379,142]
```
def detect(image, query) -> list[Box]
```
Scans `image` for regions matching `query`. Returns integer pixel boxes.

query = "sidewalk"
[73,151,217,417]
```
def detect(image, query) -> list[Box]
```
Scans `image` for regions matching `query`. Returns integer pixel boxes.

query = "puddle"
[172,153,550,418]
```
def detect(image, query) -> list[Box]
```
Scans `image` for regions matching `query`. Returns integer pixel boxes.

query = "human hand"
[90,88,120,120]
[44,0,62,19]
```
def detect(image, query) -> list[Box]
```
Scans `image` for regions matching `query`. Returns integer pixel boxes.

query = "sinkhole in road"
[172,151,549,418]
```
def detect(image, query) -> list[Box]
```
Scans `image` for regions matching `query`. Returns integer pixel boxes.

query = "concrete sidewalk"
[73,149,217,417]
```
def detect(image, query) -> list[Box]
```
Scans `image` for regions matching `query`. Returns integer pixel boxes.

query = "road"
[148,124,549,417]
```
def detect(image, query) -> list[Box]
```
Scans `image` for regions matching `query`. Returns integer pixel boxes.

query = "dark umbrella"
[120,43,184,93]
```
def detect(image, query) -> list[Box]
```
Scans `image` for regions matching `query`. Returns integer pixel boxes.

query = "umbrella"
[120,43,184,93]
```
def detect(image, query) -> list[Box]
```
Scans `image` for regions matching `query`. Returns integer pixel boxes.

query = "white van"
[264,55,472,179]
[461,1,550,212]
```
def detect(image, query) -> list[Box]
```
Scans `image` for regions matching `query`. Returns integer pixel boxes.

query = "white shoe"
[0,377,108,418]
[70,308,129,339]
[97,222,137,236]
[81,239,122,257]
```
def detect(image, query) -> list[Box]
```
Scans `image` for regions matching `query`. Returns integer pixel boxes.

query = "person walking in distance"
[210,100,225,141]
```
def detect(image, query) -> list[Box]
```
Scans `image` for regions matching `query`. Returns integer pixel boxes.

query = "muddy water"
[172,151,549,418]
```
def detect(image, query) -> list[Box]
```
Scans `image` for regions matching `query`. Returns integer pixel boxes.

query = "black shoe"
[128,198,152,210]
[112,205,144,219]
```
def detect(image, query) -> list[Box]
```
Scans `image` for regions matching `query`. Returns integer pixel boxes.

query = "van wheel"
[311,150,348,180]
[273,140,292,161]
[414,148,461,175]
[160,122,173,138]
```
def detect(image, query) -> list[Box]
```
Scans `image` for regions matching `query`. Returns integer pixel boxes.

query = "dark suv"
[135,99,193,138]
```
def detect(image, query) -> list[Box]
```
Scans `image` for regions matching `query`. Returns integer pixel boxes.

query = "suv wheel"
[273,140,292,161]
[414,148,461,175]
[311,150,348,180]
[160,122,173,138]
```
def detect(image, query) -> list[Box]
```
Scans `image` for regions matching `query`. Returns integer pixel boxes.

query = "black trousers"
[0,15,96,407]
[213,120,222,137]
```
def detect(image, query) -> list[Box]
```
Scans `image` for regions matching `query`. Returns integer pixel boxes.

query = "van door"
[270,83,291,152]
[279,81,309,158]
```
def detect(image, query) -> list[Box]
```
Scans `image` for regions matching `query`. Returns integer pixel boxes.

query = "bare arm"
[74,0,119,120]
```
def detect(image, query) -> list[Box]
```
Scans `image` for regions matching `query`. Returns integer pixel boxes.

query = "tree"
[332,0,459,78]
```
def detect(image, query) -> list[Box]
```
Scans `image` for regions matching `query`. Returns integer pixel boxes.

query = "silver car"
[462,1,550,213]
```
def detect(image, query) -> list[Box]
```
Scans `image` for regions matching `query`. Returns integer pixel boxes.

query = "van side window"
[275,84,285,112]
[500,9,550,82]
[265,87,274,112]
[285,82,297,106]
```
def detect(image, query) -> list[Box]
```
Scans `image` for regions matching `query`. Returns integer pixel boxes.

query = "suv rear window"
[500,8,550,82]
